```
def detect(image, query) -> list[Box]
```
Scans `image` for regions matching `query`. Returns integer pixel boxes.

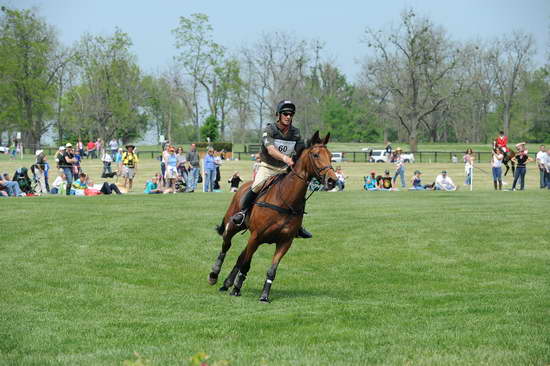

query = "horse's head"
[300,131,338,190]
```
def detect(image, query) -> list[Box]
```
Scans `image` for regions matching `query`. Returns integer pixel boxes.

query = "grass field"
[1,149,550,365]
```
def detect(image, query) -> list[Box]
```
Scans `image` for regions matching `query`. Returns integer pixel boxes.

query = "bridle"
[290,146,335,187]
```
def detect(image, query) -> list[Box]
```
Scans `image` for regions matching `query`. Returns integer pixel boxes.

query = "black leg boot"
[231,189,258,226]
[493,181,498,190]
[296,227,312,239]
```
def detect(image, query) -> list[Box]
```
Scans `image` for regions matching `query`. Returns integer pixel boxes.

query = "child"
[364,170,378,191]
[228,171,243,192]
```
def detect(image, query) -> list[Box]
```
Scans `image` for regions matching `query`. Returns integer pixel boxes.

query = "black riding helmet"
[276,100,296,115]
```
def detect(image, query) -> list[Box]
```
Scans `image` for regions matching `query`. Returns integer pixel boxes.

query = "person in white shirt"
[101,151,114,178]
[543,147,550,189]
[463,148,475,187]
[109,138,119,156]
[392,147,406,188]
[435,170,457,191]
[50,169,67,195]
[536,145,546,189]
[332,167,346,192]
[491,148,504,190]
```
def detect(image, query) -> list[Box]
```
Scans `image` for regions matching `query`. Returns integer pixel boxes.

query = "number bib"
[273,139,296,156]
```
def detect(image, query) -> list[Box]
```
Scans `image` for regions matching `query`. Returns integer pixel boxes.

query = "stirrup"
[231,211,246,226]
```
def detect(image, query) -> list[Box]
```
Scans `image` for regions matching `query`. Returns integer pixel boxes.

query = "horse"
[208,131,338,302]
[492,139,516,176]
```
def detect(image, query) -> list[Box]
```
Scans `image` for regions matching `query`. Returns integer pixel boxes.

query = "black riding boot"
[231,189,258,226]
[498,180,502,190]
[493,181,498,190]
[296,226,312,239]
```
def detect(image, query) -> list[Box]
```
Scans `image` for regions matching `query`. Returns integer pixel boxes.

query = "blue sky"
[8,0,550,80]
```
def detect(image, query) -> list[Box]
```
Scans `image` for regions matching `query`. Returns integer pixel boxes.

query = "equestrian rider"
[496,130,509,153]
[231,100,312,239]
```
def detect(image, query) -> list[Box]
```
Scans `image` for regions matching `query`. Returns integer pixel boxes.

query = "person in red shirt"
[495,131,508,153]
[87,140,96,159]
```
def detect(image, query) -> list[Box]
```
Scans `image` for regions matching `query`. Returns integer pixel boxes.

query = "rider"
[496,130,509,153]
[231,100,312,239]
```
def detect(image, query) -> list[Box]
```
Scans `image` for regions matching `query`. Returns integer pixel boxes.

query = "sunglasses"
[282,112,294,117]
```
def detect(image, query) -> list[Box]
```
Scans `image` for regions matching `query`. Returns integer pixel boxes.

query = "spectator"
[73,149,82,177]
[176,147,187,184]
[185,143,200,193]
[55,146,65,169]
[491,148,504,190]
[363,170,378,191]
[379,169,394,190]
[203,147,217,192]
[101,150,116,178]
[58,143,77,195]
[77,137,85,157]
[332,167,346,192]
[9,139,16,159]
[463,148,475,188]
[144,175,163,194]
[410,170,433,190]
[511,149,533,191]
[44,159,51,192]
[451,154,458,164]
[71,172,88,196]
[32,150,48,195]
[435,170,457,191]
[536,145,546,189]
[114,147,123,164]
[544,147,550,189]
[252,154,261,180]
[86,139,96,159]
[163,146,179,193]
[109,138,119,157]
[384,142,392,158]
[392,148,406,188]
[96,138,103,157]
[228,171,243,192]
[49,169,67,195]
[121,144,139,192]
[0,172,24,196]
[88,176,122,195]
[214,150,222,191]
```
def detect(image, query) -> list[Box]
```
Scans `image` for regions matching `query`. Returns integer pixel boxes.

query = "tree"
[488,31,535,137]
[200,114,219,142]
[361,9,463,151]
[0,6,67,147]
[67,29,147,143]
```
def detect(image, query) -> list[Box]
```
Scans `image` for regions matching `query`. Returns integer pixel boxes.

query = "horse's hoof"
[219,286,228,292]
[229,288,241,297]
[259,297,270,303]
[208,273,218,285]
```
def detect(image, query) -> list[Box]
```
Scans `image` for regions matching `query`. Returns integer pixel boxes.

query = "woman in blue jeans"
[511,151,533,191]
[203,148,217,192]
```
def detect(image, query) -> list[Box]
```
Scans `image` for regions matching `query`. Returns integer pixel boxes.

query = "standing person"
[96,138,103,158]
[252,154,261,180]
[77,138,85,158]
[55,146,65,169]
[491,148,504,190]
[86,139,96,159]
[58,143,77,195]
[230,100,311,238]
[33,150,48,195]
[163,146,179,193]
[463,148,475,188]
[9,139,16,160]
[109,138,119,157]
[121,144,139,192]
[203,148,217,192]
[536,145,546,189]
[185,143,200,193]
[511,149,533,191]
[392,147,406,188]
[214,150,222,191]
[385,142,392,159]
[176,147,187,184]
[228,171,243,192]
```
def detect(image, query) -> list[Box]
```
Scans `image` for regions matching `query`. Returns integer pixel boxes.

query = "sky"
[6,0,550,80]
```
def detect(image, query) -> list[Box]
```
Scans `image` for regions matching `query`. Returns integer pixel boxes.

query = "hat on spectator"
[370,170,376,174]
[442,170,447,174]
[65,143,73,148]
[35,150,43,156]
[414,170,421,174]
[125,144,135,149]
[396,147,403,152]
[59,146,65,151]
[384,169,390,174]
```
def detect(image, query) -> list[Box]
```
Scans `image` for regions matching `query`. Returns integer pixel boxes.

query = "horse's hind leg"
[229,236,260,297]
[259,240,293,303]
[219,251,244,292]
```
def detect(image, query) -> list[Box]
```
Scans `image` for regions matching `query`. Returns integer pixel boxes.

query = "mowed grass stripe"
[0,191,549,365]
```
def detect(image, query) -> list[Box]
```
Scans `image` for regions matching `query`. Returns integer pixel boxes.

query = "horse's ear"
[310,131,320,144]
[323,132,331,145]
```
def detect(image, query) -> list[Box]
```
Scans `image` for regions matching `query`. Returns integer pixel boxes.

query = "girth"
[255,201,305,216]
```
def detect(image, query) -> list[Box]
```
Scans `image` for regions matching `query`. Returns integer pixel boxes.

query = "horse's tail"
[215,217,225,236]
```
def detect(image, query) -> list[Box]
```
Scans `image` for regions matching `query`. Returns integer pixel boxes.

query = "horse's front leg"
[208,224,238,285]
[229,236,260,297]
[260,240,293,303]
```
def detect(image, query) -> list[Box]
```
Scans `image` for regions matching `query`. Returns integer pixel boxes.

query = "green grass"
[0,189,549,365]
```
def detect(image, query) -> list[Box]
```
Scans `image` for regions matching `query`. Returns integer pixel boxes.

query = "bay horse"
[492,139,516,176]
[208,131,337,302]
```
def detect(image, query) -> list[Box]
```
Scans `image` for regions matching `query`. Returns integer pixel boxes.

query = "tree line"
[0,7,548,151]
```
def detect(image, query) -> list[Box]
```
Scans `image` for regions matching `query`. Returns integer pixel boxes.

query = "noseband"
[290,148,335,184]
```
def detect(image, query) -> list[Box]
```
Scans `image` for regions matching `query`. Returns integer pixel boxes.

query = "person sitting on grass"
[50,170,67,195]
[71,172,89,196]
[435,170,458,191]
[409,170,434,190]
[144,175,163,194]
[332,167,346,192]
[364,170,378,191]
[0,172,25,197]
[378,170,395,191]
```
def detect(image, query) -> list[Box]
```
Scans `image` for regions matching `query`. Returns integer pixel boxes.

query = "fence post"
[353,152,356,162]
[435,152,438,163]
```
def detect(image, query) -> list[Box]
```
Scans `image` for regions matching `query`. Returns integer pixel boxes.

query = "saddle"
[253,173,305,217]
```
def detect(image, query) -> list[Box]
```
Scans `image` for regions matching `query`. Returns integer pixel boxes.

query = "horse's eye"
[313,153,319,158]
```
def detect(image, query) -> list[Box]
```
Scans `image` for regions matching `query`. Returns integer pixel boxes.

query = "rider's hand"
[283,155,294,166]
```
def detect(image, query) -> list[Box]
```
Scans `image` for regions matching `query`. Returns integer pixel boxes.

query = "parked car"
[369,150,387,163]
[331,152,344,163]
[0,146,8,153]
